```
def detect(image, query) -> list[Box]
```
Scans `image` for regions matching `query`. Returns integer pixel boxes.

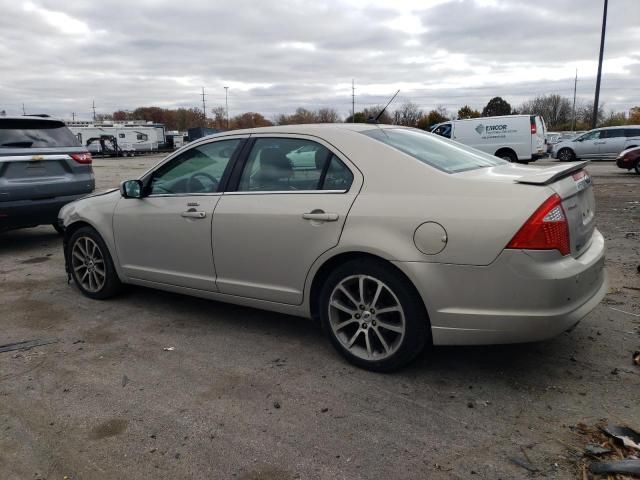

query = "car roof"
[0,115,64,123]
[595,125,640,130]
[195,122,405,141]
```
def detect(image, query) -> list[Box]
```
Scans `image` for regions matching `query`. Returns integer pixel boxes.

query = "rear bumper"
[0,193,91,230]
[395,229,607,345]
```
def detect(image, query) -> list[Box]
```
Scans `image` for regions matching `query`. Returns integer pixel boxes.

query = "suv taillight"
[506,194,570,255]
[70,152,92,164]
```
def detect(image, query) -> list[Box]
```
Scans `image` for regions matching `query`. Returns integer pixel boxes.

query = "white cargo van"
[431,114,546,163]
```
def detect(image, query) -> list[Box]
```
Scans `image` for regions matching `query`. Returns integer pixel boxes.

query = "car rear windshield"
[0,119,80,148]
[362,128,505,173]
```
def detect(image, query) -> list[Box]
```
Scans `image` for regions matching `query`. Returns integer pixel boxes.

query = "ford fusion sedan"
[59,124,607,372]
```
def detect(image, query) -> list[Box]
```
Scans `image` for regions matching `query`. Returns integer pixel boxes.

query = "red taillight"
[530,117,537,134]
[70,152,92,164]
[506,194,570,255]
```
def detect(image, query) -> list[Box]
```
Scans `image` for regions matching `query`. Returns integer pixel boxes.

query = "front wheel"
[557,148,575,162]
[635,162,640,175]
[319,259,430,372]
[67,226,122,299]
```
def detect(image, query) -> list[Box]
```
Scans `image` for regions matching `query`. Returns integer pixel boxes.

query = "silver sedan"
[59,124,607,372]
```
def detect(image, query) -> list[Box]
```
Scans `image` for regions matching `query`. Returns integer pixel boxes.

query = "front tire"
[67,226,122,299]
[319,259,430,372]
[557,148,575,162]
[635,162,640,175]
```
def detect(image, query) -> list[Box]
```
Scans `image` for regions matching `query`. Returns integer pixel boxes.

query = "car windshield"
[362,127,505,173]
[0,119,80,148]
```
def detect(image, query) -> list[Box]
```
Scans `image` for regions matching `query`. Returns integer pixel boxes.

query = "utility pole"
[224,86,229,129]
[92,100,97,122]
[352,79,355,123]
[201,87,207,123]
[592,0,608,129]
[22,103,25,115]
[571,69,577,132]
[72,112,76,122]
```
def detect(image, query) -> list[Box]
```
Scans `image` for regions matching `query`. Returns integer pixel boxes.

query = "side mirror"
[120,179,143,198]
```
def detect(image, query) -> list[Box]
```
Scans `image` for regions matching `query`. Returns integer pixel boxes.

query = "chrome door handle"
[302,212,339,222]
[181,210,206,219]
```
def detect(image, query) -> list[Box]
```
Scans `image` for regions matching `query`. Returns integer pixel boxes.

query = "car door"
[599,129,626,159]
[212,135,361,305]
[113,137,245,291]
[573,130,602,158]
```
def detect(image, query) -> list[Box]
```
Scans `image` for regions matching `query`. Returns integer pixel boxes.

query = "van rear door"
[531,115,545,158]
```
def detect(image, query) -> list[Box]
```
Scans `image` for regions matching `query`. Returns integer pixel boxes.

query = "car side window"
[322,155,354,191]
[581,131,601,141]
[603,129,624,138]
[624,128,640,138]
[150,138,241,195]
[237,138,331,191]
[432,124,452,139]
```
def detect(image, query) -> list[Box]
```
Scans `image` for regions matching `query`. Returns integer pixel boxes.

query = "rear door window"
[624,128,640,138]
[0,119,80,148]
[603,129,624,138]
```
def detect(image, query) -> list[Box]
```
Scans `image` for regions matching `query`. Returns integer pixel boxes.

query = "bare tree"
[316,107,340,123]
[519,94,571,129]
[393,101,422,127]
[211,106,227,129]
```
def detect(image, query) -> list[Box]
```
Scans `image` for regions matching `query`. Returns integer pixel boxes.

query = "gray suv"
[552,125,640,161]
[0,116,95,233]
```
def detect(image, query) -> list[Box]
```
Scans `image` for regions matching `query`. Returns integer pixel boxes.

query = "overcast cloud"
[0,0,638,121]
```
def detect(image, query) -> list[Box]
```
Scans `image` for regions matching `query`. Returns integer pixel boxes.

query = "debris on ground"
[603,425,640,451]
[163,347,175,351]
[508,456,539,473]
[585,444,612,456]
[122,375,129,387]
[633,351,640,367]
[589,459,640,476]
[0,338,59,353]
[575,422,640,477]
[273,401,281,409]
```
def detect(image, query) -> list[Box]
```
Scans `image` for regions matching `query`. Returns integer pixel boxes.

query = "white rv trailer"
[67,125,160,154]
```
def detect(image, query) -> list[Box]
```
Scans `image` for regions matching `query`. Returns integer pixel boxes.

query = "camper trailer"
[68,124,160,155]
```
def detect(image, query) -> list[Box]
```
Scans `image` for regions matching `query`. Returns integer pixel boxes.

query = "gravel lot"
[1,154,639,479]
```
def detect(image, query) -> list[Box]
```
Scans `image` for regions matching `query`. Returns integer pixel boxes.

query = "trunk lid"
[457,161,596,258]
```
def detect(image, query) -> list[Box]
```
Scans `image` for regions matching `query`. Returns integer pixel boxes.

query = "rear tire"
[67,226,122,299]
[557,148,575,162]
[635,162,640,175]
[496,149,517,163]
[319,258,430,372]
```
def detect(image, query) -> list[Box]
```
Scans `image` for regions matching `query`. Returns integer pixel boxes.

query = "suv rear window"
[362,128,505,173]
[0,119,81,148]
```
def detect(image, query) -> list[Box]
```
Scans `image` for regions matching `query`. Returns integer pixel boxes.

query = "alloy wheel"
[71,236,106,293]
[328,275,406,361]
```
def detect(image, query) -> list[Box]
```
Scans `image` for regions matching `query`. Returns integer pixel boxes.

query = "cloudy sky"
[1,0,639,121]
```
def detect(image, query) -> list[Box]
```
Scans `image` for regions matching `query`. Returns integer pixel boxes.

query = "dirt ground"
[1,155,639,480]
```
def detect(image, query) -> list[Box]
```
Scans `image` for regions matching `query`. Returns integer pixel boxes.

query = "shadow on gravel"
[0,227,61,255]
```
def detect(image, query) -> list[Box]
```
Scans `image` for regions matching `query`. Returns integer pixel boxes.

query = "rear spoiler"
[515,161,589,186]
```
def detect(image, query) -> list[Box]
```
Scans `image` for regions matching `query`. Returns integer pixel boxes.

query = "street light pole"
[224,86,229,129]
[592,0,608,129]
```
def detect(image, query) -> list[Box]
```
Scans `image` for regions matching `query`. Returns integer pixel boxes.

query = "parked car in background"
[616,146,640,174]
[431,114,546,163]
[546,132,561,154]
[0,116,94,233]
[59,124,606,372]
[552,126,640,161]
